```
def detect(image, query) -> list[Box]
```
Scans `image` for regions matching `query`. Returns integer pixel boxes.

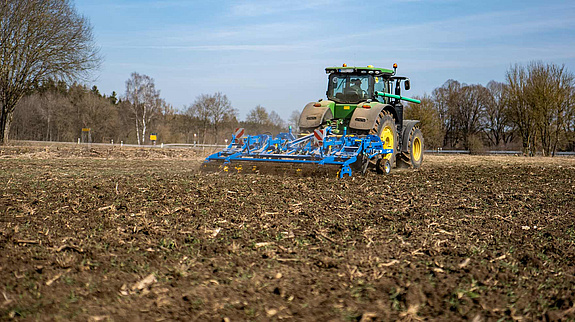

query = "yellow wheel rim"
[413,136,422,161]
[380,125,394,160]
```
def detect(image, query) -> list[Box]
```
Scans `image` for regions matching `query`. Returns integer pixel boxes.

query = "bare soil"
[1,146,574,321]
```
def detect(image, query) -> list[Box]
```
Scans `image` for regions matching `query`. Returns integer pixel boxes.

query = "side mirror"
[404,79,411,91]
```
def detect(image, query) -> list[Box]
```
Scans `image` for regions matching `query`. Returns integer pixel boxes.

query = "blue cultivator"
[204,128,392,178]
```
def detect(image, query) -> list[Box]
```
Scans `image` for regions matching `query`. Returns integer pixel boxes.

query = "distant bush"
[467,134,486,154]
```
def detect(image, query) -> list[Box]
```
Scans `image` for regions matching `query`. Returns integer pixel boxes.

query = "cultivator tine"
[203,127,392,178]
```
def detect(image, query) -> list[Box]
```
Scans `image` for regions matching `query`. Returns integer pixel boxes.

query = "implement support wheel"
[370,111,397,174]
[399,127,424,168]
[381,158,391,174]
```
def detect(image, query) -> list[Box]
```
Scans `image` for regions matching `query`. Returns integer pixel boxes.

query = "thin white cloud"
[156,22,312,43]
[229,0,340,17]
[108,0,197,9]
[392,0,458,2]
[102,44,304,52]
[316,3,575,50]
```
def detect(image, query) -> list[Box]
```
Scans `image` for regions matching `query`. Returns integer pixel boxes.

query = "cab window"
[374,77,389,103]
[328,75,371,103]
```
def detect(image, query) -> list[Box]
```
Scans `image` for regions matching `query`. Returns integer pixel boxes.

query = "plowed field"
[1,146,574,321]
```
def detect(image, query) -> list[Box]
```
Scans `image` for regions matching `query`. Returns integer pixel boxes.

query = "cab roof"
[325,66,394,76]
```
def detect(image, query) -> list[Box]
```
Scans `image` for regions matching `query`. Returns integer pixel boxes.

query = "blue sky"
[75,0,575,121]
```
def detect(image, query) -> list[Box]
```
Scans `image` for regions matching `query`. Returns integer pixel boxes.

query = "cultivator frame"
[204,128,392,178]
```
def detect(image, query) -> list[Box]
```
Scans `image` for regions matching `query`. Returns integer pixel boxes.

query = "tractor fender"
[299,101,333,129]
[401,120,420,152]
[349,103,397,131]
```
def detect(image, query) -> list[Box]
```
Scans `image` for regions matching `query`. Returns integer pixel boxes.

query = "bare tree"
[124,72,163,145]
[186,94,214,145]
[527,63,574,156]
[288,110,301,132]
[246,105,273,124]
[566,87,575,151]
[187,92,237,144]
[432,80,489,149]
[505,62,575,156]
[11,94,48,140]
[456,84,490,149]
[269,111,284,128]
[483,81,513,148]
[244,105,285,135]
[76,88,121,143]
[505,64,534,155]
[0,0,100,144]
[432,80,461,147]
[405,95,444,149]
[210,92,236,144]
[154,102,186,143]
[37,93,58,141]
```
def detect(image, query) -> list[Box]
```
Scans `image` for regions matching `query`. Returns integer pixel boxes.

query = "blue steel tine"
[205,127,392,177]
[339,165,352,178]
[224,138,250,163]
[253,134,269,154]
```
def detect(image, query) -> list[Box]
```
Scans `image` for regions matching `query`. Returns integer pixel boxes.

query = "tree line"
[9,73,293,145]
[9,62,575,156]
[8,63,575,156]
[405,62,575,155]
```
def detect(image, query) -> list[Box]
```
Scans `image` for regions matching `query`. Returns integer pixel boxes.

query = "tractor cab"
[325,65,395,104]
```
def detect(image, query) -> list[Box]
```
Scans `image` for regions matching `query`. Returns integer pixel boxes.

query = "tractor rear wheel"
[370,111,397,174]
[398,127,424,168]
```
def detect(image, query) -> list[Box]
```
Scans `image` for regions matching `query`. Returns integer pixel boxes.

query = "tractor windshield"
[327,74,372,103]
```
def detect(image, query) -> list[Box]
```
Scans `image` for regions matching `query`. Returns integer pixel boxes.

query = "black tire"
[382,159,391,174]
[398,127,424,168]
[374,157,392,175]
[370,111,397,174]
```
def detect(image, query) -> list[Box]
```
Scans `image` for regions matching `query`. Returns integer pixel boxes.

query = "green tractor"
[298,63,424,172]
